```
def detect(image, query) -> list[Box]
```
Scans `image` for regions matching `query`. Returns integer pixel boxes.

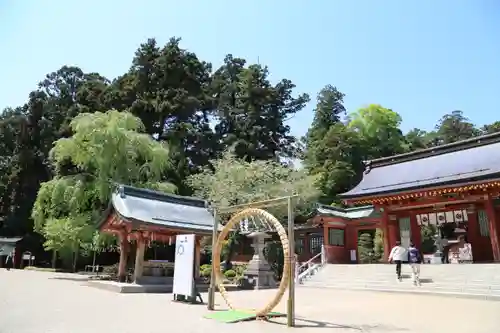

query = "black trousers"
[394,260,402,278]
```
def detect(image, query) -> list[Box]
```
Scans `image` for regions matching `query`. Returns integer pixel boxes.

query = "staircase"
[300,263,500,301]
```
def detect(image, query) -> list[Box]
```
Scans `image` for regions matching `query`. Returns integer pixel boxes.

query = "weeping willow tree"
[32,110,176,270]
[187,150,319,269]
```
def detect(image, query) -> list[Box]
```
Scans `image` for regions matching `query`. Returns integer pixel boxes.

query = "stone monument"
[240,231,277,289]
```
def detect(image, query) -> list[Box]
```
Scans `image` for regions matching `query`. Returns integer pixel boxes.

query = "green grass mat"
[204,310,286,323]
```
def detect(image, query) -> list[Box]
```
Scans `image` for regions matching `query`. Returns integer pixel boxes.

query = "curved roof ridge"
[119,185,208,208]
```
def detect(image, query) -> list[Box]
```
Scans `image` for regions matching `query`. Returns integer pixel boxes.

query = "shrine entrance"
[402,207,494,263]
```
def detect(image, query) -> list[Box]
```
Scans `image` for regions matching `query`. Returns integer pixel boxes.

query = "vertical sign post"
[287,196,295,327]
[173,234,195,298]
[207,208,218,310]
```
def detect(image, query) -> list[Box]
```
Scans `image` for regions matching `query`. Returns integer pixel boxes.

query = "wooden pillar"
[381,207,391,261]
[387,218,399,248]
[303,232,311,259]
[466,205,480,262]
[409,213,421,247]
[194,236,201,279]
[118,233,129,283]
[133,234,146,283]
[485,196,500,262]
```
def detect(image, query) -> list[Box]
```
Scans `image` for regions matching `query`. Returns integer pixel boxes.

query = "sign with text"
[172,234,195,296]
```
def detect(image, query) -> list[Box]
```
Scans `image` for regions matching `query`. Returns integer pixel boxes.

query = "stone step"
[304,279,500,291]
[299,264,500,301]
[299,283,500,301]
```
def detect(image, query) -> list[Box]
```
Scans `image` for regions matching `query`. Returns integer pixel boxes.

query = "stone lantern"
[240,231,277,289]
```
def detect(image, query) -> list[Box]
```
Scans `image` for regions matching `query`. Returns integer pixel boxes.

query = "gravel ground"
[1,269,500,333]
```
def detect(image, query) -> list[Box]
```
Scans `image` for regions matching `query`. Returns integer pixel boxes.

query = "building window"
[328,228,345,246]
[296,238,304,254]
[309,234,324,255]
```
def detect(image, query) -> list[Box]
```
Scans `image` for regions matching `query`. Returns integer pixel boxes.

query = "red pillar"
[387,220,399,248]
[466,206,480,262]
[409,213,421,247]
[485,196,500,262]
[381,207,391,261]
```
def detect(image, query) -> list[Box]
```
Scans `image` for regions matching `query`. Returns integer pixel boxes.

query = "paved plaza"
[1,269,500,333]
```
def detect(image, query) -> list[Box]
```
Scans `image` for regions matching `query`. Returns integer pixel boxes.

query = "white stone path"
[1,269,500,333]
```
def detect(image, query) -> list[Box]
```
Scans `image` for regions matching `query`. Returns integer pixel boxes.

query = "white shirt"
[389,246,407,261]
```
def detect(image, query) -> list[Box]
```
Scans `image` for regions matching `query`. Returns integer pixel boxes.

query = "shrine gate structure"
[313,132,500,264]
[99,185,215,282]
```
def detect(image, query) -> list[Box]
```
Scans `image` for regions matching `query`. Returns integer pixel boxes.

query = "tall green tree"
[303,85,360,203]
[103,38,216,194]
[31,110,176,269]
[186,150,319,265]
[348,104,406,160]
[434,110,480,145]
[212,55,309,161]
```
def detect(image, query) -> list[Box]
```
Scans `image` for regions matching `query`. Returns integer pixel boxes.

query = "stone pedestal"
[241,231,276,290]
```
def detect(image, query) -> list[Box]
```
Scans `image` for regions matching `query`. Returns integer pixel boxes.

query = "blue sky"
[1,1,499,138]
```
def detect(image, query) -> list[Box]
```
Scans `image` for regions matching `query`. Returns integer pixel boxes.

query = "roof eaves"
[367,132,500,169]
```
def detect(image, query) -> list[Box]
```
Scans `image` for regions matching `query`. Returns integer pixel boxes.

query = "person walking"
[388,241,406,282]
[407,241,424,286]
[5,250,14,271]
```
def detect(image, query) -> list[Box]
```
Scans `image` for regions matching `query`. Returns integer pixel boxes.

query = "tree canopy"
[31,110,176,262]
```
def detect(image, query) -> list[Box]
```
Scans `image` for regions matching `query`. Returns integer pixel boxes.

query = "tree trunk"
[51,250,57,269]
[72,247,79,273]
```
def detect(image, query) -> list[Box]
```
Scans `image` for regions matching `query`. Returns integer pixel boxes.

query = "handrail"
[298,252,322,271]
[295,244,327,283]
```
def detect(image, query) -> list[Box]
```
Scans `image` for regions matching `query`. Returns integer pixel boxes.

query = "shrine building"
[99,185,216,282]
[311,132,500,264]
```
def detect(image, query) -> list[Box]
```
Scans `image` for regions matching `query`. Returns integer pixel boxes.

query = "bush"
[224,269,236,279]
[200,264,211,272]
[233,264,247,275]
[102,264,118,276]
[200,266,212,278]
[358,233,375,263]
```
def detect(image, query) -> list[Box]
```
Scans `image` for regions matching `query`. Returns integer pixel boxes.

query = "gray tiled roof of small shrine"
[315,204,379,220]
[107,185,215,233]
[340,132,500,199]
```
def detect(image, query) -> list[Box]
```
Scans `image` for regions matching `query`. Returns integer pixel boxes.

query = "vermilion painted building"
[312,132,500,264]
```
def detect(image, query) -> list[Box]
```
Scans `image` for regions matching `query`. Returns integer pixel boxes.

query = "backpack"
[408,247,421,263]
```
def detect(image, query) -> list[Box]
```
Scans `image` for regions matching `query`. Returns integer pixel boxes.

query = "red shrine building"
[311,132,500,264]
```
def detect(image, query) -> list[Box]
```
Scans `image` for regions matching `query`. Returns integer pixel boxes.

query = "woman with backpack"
[407,241,424,286]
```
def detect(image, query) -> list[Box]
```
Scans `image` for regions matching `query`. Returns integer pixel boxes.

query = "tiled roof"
[106,185,216,233]
[340,133,500,199]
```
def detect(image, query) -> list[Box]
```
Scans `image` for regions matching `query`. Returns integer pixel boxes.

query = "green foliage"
[200,263,212,278]
[302,85,361,204]
[421,225,437,253]
[187,150,319,219]
[348,104,406,159]
[358,233,375,264]
[373,229,384,261]
[31,110,176,263]
[223,269,236,279]
[233,264,247,275]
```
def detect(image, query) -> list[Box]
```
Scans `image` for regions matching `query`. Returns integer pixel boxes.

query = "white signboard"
[350,250,357,262]
[172,234,195,296]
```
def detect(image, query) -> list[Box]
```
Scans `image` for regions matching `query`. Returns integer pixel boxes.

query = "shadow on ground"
[267,317,410,331]
[50,276,89,282]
